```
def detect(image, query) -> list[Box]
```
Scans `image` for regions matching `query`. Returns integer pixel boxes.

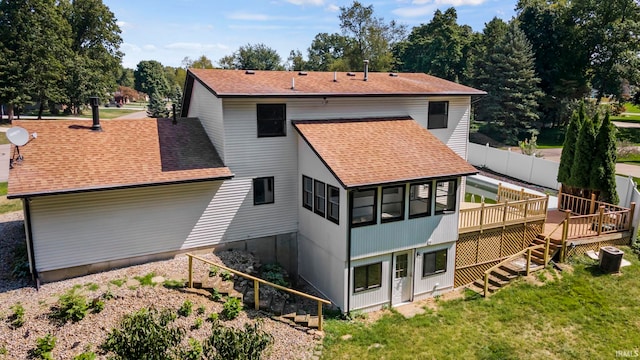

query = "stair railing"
[186,253,332,331]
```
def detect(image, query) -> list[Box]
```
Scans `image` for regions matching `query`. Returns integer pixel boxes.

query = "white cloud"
[116,20,129,28]
[411,0,487,5]
[164,42,229,51]
[121,43,141,52]
[326,3,339,12]
[285,0,324,5]
[142,44,157,51]
[227,12,271,21]
[394,0,487,18]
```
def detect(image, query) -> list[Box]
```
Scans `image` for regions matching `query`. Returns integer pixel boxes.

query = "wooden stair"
[467,263,522,295]
[529,234,562,265]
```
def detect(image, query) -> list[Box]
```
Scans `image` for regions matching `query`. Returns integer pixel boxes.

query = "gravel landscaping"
[0,211,322,359]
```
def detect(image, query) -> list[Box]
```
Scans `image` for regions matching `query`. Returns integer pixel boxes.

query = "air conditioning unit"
[599,246,624,273]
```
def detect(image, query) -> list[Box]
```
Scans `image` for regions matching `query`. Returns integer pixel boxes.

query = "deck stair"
[193,270,322,330]
[530,234,562,264]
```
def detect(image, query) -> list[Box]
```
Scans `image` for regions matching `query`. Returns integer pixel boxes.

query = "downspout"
[23,197,39,289]
[346,190,352,314]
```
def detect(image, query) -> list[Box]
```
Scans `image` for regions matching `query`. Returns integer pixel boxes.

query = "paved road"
[538,147,640,178]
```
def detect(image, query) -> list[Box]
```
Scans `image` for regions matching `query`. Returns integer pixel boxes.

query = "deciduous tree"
[134,60,170,97]
[218,43,284,70]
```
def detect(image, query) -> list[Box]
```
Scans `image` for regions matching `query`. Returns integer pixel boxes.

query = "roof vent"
[346,72,356,77]
[298,71,308,76]
[89,96,102,132]
[389,73,398,77]
[363,60,369,81]
[333,71,337,82]
[291,77,295,90]
[245,70,255,75]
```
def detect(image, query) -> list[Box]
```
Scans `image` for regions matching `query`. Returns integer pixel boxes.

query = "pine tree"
[147,91,169,118]
[557,104,584,185]
[569,114,598,191]
[590,113,619,204]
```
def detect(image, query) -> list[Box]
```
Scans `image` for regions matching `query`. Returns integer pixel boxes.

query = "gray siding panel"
[188,81,225,161]
[350,255,391,310]
[413,243,456,297]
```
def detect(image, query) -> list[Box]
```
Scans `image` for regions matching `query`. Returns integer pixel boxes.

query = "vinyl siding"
[425,97,471,160]
[188,81,225,161]
[413,243,456,297]
[29,182,223,272]
[350,254,391,311]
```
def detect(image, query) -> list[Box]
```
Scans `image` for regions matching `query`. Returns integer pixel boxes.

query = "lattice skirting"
[566,237,631,258]
[454,261,500,288]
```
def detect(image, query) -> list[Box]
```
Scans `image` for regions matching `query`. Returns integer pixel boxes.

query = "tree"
[395,8,474,82]
[134,60,170,97]
[569,114,598,191]
[305,33,349,71]
[170,85,183,117]
[338,1,405,71]
[557,105,584,185]
[117,66,135,88]
[218,43,284,70]
[287,50,306,71]
[590,113,619,204]
[147,90,169,118]
[0,0,71,120]
[473,21,543,144]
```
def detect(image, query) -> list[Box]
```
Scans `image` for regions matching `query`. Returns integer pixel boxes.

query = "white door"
[392,251,413,305]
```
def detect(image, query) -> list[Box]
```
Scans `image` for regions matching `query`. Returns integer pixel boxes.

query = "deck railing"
[496,184,544,202]
[186,253,331,331]
[558,191,630,215]
[459,196,549,233]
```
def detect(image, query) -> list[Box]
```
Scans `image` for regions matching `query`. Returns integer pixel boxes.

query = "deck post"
[479,202,485,233]
[589,193,597,214]
[484,273,489,297]
[497,183,502,202]
[254,280,260,310]
[526,248,532,276]
[502,200,509,228]
[520,188,525,201]
[628,202,636,231]
[597,205,605,235]
[561,219,569,262]
[557,185,563,211]
[544,237,550,265]
[318,301,323,331]
[188,255,193,288]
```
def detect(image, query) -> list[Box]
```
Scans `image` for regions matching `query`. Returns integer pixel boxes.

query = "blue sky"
[103,0,518,69]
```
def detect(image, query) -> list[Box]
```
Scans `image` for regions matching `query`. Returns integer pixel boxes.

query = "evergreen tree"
[569,114,598,191]
[474,21,543,144]
[170,86,183,117]
[147,91,169,118]
[557,104,584,185]
[590,113,619,204]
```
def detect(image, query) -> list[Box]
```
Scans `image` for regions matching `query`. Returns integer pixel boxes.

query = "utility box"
[599,246,624,273]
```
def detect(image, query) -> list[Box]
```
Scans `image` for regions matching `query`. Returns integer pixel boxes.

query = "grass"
[0,132,8,145]
[75,108,141,119]
[464,193,497,204]
[623,102,640,113]
[535,127,565,148]
[321,249,640,359]
[611,115,640,122]
[134,272,156,286]
[0,182,22,214]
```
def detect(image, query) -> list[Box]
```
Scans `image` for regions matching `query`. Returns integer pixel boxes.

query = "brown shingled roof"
[7,118,232,198]
[188,69,485,98]
[293,118,477,188]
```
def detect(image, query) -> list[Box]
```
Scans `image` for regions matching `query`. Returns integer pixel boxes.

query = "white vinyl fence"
[468,143,640,241]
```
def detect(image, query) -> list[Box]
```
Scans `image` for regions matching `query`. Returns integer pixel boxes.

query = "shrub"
[92,299,105,313]
[178,300,193,317]
[204,322,273,360]
[8,302,25,328]
[102,289,116,300]
[73,351,97,360]
[10,242,29,279]
[109,278,126,287]
[196,305,206,315]
[220,270,233,281]
[163,279,185,289]
[207,313,219,322]
[211,289,223,302]
[193,317,203,330]
[52,288,89,323]
[221,297,243,320]
[102,307,184,360]
[134,272,156,286]
[85,283,99,291]
[261,263,289,287]
[180,338,203,360]
[208,266,219,277]
[31,333,56,360]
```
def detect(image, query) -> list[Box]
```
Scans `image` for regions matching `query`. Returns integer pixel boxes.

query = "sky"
[103,0,518,69]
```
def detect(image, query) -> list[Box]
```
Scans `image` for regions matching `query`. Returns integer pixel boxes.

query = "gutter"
[346,191,352,314]
[23,197,39,289]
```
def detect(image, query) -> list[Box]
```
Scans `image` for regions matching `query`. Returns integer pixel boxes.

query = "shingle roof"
[7,118,232,198]
[293,118,477,188]
[188,69,486,98]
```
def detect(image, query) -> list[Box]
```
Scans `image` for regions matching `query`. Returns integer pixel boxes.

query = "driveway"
[0,126,9,182]
[538,147,640,178]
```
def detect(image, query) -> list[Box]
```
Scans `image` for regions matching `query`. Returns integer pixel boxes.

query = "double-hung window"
[427,101,448,129]
[409,183,431,218]
[354,262,382,292]
[381,186,404,222]
[435,179,456,214]
[253,177,274,205]
[257,104,286,137]
[314,180,326,216]
[302,176,313,210]
[327,185,339,224]
[422,249,447,276]
[351,188,377,226]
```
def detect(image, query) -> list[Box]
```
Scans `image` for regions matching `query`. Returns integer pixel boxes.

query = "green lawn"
[322,251,640,359]
[612,115,640,122]
[0,132,8,145]
[623,102,640,113]
[536,127,565,148]
[0,182,22,214]
[465,193,497,204]
[75,108,142,119]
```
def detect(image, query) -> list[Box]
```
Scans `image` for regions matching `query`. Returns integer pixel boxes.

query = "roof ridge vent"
[245,70,255,75]
[298,71,308,76]
[346,72,356,77]
[389,73,398,77]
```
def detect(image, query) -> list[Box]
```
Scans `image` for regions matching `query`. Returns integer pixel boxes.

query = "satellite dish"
[6,126,30,146]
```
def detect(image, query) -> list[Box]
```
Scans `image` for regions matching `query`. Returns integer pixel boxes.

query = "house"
[8,68,484,312]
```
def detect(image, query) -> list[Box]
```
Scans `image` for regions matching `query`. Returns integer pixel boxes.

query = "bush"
[207,313,219,322]
[221,297,243,320]
[208,266,218,277]
[8,302,25,328]
[197,305,206,315]
[134,272,156,286]
[178,300,193,317]
[102,307,184,360]
[193,317,203,330]
[220,270,233,282]
[73,352,97,360]
[180,338,204,360]
[261,263,289,287]
[92,299,105,313]
[204,322,273,360]
[211,289,223,302]
[10,242,29,279]
[52,288,89,323]
[31,333,56,360]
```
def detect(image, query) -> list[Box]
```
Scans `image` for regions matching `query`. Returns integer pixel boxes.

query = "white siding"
[350,254,391,311]
[188,81,225,161]
[30,182,223,272]
[425,97,471,160]
[297,138,349,309]
[413,242,456,298]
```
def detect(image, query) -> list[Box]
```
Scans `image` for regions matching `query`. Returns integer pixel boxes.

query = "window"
[351,188,377,226]
[314,180,326,216]
[257,104,286,137]
[422,249,447,276]
[428,101,448,129]
[302,176,313,210]
[354,262,382,292]
[381,186,404,222]
[253,177,274,205]
[409,183,431,218]
[435,179,456,214]
[327,185,340,224]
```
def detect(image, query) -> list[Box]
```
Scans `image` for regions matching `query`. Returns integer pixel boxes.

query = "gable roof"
[293,117,478,189]
[7,118,232,198]
[182,69,485,115]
